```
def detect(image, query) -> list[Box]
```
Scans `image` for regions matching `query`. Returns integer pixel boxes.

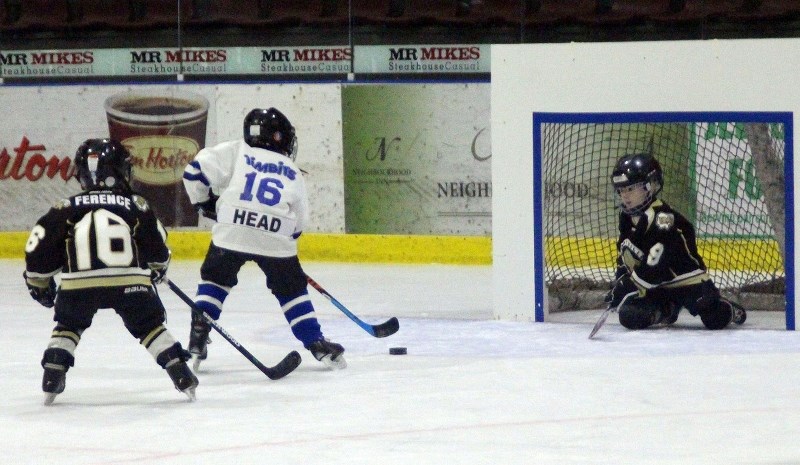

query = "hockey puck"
[389,347,407,355]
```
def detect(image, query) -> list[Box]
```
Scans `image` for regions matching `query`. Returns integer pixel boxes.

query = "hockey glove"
[148,252,171,285]
[605,273,637,308]
[24,271,57,308]
[193,193,218,221]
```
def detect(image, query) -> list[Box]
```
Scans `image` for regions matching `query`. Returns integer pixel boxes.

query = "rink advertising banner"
[0,45,491,78]
[0,47,352,78]
[353,45,490,74]
[0,83,344,231]
[342,84,491,235]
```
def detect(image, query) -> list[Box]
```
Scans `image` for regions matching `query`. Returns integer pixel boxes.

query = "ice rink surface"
[2,259,798,465]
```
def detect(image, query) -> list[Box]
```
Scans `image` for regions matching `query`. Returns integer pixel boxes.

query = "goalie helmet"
[611,153,663,215]
[243,107,298,160]
[74,138,132,192]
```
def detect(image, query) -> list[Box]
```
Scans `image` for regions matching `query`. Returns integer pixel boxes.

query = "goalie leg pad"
[618,296,664,330]
[699,300,734,330]
[690,282,734,330]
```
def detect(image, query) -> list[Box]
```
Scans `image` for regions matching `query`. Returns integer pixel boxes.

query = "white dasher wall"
[490,38,799,326]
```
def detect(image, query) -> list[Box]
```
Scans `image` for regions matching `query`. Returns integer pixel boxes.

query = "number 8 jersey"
[183,139,309,258]
[25,191,170,290]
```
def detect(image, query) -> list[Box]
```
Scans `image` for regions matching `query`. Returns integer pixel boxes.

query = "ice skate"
[188,312,211,371]
[166,360,199,401]
[732,304,747,325]
[42,364,67,406]
[41,347,73,406]
[305,338,347,370]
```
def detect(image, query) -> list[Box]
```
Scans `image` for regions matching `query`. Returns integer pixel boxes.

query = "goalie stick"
[166,279,302,380]
[588,291,637,339]
[306,275,399,338]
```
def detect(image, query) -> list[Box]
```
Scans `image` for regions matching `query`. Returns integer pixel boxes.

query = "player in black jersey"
[606,153,746,330]
[24,139,198,404]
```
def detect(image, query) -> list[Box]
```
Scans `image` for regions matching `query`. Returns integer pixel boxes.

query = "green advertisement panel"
[342,84,491,235]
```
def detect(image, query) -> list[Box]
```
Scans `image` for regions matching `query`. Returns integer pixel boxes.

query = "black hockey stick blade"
[264,350,302,380]
[371,316,400,338]
[166,279,301,380]
[307,275,399,338]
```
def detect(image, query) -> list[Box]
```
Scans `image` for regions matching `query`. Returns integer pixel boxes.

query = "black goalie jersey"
[616,199,711,292]
[25,190,169,291]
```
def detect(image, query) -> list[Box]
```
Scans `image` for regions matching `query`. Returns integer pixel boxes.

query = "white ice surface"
[2,259,799,465]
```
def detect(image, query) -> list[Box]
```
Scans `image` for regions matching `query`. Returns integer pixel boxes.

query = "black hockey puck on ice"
[389,347,407,355]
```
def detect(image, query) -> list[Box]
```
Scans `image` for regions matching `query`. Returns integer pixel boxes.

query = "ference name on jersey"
[74,193,132,210]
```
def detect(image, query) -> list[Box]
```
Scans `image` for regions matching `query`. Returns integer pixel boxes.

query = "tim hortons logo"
[123,135,199,185]
[0,136,74,181]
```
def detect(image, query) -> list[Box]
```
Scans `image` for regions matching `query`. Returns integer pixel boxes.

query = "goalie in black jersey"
[24,139,198,404]
[606,153,746,330]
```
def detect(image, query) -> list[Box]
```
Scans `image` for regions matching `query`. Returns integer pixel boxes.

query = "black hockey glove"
[605,273,637,308]
[24,271,57,308]
[193,193,218,221]
[149,265,168,285]
[148,252,171,285]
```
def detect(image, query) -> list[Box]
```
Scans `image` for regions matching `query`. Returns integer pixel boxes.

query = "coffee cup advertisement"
[105,90,209,226]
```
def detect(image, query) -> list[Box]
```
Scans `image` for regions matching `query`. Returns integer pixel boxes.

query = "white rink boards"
[491,39,798,328]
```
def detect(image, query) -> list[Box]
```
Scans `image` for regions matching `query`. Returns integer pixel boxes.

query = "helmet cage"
[614,180,657,215]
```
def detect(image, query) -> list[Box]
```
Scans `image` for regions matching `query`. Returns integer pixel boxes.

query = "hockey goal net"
[540,115,787,313]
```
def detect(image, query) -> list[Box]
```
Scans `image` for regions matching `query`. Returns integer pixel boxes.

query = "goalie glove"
[193,193,218,221]
[24,271,57,308]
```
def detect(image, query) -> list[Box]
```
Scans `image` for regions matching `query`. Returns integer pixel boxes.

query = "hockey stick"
[166,279,301,380]
[588,291,637,339]
[306,275,399,338]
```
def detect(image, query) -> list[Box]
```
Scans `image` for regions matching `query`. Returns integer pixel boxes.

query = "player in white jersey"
[182,107,345,370]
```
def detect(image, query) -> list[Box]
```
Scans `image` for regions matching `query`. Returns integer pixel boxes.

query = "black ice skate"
[719,299,747,326]
[42,365,67,406]
[188,312,211,371]
[41,347,74,406]
[305,338,347,370]
[732,304,747,325]
[166,360,199,401]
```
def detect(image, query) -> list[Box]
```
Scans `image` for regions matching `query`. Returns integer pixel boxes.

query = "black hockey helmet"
[611,153,663,215]
[74,138,132,191]
[243,108,297,159]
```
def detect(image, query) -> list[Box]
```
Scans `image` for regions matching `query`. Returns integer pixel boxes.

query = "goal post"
[531,112,794,329]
